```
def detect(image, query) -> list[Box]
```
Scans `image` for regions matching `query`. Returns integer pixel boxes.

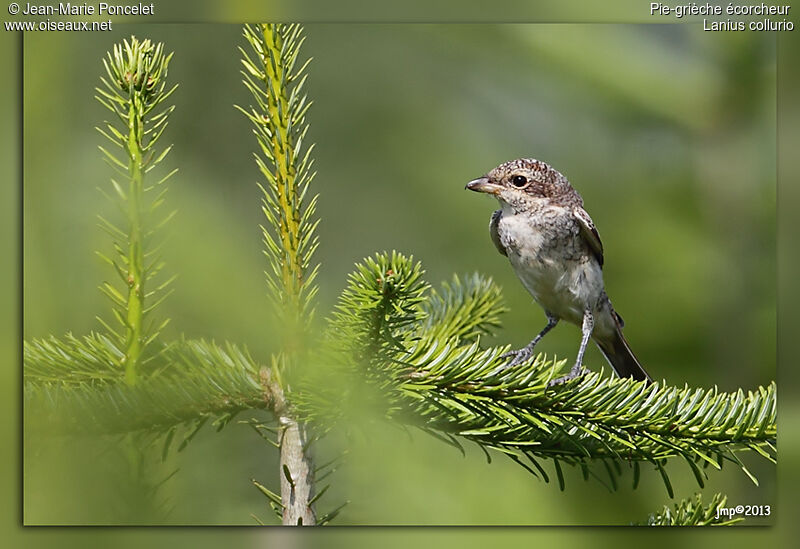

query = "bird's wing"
[573,206,604,267]
[489,209,507,256]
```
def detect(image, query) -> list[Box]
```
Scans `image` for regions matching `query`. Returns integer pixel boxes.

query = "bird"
[466,158,652,385]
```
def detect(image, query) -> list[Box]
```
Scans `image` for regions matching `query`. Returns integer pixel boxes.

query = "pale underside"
[493,203,618,340]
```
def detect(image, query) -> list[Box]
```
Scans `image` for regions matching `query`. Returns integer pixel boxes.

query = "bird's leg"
[549,309,593,386]
[501,313,559,367]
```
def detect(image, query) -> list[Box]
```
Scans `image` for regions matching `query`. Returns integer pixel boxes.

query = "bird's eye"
[511,175,529,188]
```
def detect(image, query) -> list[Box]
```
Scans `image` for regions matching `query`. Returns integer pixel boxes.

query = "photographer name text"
[20,2,153,15]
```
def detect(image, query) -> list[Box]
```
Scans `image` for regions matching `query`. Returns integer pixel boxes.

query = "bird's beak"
[465,177,502,195]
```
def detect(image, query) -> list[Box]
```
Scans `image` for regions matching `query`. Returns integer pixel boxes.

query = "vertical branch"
[123,78,146,385]
[239,24,319,525]
[238,24,319,337]
[262,25,301,331]
[95,37,178,385]
[279,417,316,525]
[259,363,316,525]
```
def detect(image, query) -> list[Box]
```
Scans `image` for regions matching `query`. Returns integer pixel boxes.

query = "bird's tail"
[595,326,652,383]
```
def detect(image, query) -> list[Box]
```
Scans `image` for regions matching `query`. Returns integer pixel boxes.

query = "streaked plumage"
[467,158,651,384]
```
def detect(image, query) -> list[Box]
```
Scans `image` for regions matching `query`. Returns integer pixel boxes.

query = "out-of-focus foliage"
[94,36,178,385]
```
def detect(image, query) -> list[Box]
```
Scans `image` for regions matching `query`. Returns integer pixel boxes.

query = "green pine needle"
[26,338,264,434]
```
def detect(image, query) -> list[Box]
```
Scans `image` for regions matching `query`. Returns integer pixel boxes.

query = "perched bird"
[466,158,651,385]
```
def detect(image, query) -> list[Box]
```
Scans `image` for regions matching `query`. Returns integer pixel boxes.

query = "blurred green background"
[19,21,777,530]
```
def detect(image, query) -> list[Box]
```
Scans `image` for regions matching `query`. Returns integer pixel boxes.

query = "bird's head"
[466,158,578,211]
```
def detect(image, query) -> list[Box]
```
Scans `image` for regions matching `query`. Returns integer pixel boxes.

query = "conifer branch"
[94,36,177,385]
[237,23,319,525]
[237,23,319,337]
[25,339,265,435]
[309,251,777,496]
[25,333,128,387]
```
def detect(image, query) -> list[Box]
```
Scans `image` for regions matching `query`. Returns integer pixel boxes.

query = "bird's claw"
[488,348,533,376]
[500,346,535,368]
[548,365,587,387]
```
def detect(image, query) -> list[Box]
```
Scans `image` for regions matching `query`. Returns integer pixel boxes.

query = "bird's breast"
[497,208,574,264]
[498,210,606,325]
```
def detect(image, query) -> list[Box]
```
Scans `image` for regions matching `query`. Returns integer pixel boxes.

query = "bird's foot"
[500,344,536,368]
[548,363,586,387]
